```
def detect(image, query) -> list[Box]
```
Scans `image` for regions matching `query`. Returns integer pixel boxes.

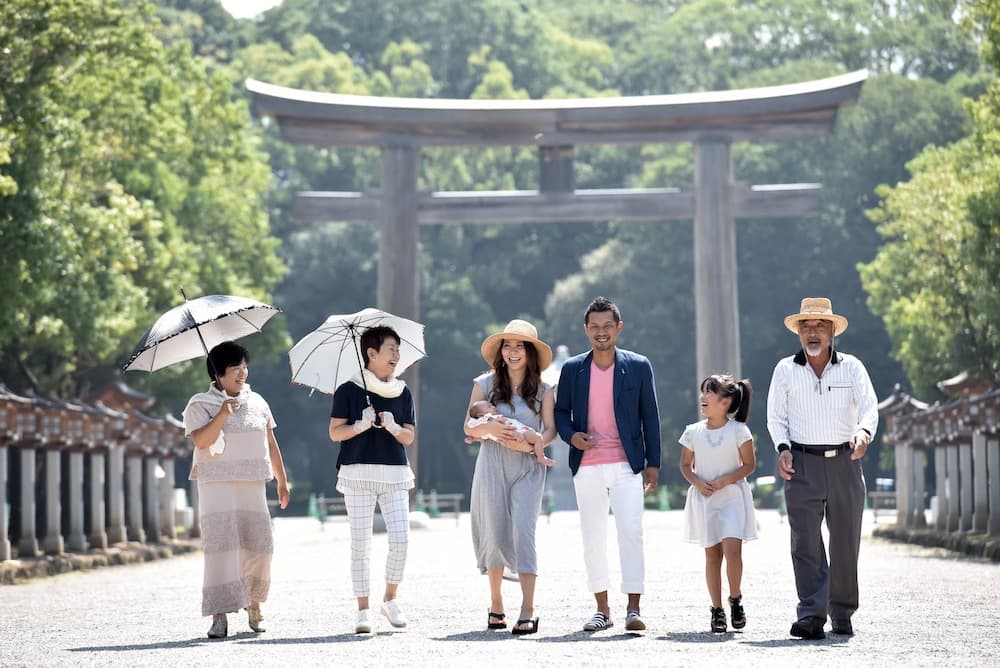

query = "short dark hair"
[360,325,400,368]
[584,296,621,325]
[207,341,250,381]
[700,373,753,423]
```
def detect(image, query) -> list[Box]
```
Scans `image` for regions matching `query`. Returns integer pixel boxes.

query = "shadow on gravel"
[69,631,395,652]
[657,631,738,644]
[68,632,264,652]
[243,633,384,644]
[739,637,850,648]
[432,631,528,641]
[534,632,643,643]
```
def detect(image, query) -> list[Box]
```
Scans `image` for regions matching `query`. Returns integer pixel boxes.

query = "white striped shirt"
[766,349,878,450]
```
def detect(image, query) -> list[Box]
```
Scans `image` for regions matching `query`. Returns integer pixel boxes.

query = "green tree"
[154,0,251,64]
[545,0,981,94]
[0,0,284,402]
[860,0,1000,396]
[153,0,990,494]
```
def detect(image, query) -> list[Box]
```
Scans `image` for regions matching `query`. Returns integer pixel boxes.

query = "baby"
[466,399,554,467]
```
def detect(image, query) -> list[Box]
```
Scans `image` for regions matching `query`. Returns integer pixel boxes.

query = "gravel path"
[0,509,995,667]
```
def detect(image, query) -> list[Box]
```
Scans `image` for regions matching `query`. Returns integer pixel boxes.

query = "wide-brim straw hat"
[481,319,553,371]
[784,297,849,336]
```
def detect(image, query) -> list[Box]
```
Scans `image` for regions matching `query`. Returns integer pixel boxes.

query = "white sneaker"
[380,599,408,628]
[355,608,374,634]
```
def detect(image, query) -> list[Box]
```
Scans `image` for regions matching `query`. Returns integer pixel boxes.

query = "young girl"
[679,374,757,633]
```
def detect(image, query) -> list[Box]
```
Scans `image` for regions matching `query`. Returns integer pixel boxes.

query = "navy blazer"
[554,348,662,476]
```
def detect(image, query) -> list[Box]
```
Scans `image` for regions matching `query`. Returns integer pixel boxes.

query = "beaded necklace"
[704,422,727,448]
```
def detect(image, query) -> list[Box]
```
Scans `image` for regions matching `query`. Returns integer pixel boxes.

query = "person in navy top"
[329,325,416,634]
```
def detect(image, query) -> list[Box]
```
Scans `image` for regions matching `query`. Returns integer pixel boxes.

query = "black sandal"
[729,595,746,629]
[711,607,727,633]
[488,610,507,629]
[511,617,539,635]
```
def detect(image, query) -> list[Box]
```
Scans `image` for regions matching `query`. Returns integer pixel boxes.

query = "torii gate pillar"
[695,140,740,380]
[379,146,420,319]
[379,145,421,480]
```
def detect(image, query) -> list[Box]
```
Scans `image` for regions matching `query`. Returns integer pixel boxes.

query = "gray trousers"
[783,448,866,623]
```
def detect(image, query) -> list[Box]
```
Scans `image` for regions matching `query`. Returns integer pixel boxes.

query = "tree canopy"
[0,0,286,402]
[3,0,995,502]
[860,0,1000,396]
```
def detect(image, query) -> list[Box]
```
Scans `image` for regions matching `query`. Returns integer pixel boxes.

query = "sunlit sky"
[220,0,283,19]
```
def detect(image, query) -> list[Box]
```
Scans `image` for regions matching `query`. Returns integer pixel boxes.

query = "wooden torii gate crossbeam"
[247,70,867,480]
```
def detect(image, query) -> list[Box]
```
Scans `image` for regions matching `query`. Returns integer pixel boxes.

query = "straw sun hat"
[480,319,553,371]
[783,297,849,337]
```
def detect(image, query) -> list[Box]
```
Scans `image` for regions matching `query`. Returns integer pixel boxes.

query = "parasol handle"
[350,326,381,426]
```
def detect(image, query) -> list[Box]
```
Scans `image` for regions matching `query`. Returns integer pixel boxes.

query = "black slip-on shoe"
[790,617,826,640]
[831,619,854,636]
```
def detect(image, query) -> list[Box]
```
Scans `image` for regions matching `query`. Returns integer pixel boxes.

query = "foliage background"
[2,0,996,508]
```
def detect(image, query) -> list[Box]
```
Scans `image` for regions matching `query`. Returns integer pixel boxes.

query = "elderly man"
[766,298,878,640]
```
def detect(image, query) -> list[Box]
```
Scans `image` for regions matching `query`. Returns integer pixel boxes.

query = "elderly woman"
[465,319,557,635]
[182,341,290,639]
[328,325,416,634]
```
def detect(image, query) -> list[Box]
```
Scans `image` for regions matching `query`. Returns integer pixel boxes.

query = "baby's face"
[473,401,497,417]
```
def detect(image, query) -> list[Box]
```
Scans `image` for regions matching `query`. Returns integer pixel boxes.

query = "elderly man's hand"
[850,431,870,460]
[777,450,795,481]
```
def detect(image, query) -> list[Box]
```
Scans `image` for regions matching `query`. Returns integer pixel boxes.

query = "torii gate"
[248,70,866,476]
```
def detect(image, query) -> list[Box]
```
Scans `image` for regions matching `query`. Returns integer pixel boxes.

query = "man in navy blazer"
[556,296,661,633]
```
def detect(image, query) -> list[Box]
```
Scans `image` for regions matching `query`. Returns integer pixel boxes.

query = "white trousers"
[343,487,409,598]
[573,462,645,594]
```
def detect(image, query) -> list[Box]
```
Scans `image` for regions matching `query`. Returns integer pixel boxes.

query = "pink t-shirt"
[581,360,628,466]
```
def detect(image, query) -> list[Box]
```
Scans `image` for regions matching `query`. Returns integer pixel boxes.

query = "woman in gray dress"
[464,319,556,635]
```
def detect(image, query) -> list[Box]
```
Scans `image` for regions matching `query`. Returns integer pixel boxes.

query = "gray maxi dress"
[470,372,549,575]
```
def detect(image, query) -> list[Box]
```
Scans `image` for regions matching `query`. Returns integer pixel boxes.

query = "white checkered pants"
[343,487,410,597]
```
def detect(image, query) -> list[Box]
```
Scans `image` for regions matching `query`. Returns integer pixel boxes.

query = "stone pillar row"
[901,436,998,535]
[878,386,998,535]
[2,443,196,559]
[1,387,195,561]
[0,445,10,561]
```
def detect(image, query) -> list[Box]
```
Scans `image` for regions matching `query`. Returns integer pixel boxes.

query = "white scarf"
[183,383,252,456]
[350,368,406,398]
